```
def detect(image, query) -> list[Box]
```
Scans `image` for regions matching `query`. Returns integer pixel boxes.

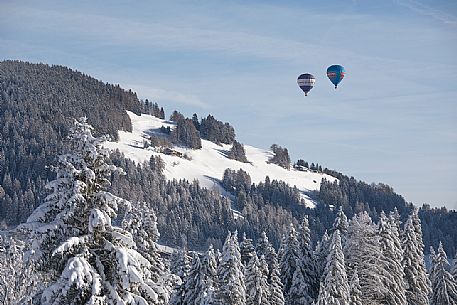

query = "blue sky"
[1,0,456,210]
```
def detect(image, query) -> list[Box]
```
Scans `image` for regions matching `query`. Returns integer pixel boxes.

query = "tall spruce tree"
[183,253,204,305]
[344,212,385,305]
[279,224,299,296]
[245,254,270,305]
[314,230,330,283]
[269,259,285,305]
[430,242,457,305]
[201,244,218,288]
[122,202,174,304]
[23,118,158,304]
[169,248,190,305]
[402,209,431,305]
[378,212,407,305]
[256,231,277,280]
[287,258,313,305]
[197,245,218,305]
[315,230,350,305]
[216,231,246,305]
[297,216,317,299]
[331,206,348,245]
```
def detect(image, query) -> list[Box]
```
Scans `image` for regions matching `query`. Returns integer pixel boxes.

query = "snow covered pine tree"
[245,254,270,305]
[297,216,318,299]
[255,231,277,281]
[269,258,285,305]
[216,231,246,305]
[315,230,350,305]
[401,208,431,305]
[23,118,160,304]
[279,224,299,301]
[344,212,384,305]
[378,211,406,305]
[122,202,175,304]
[430,242,457,305]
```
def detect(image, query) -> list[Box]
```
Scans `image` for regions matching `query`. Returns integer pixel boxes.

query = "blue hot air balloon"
[326,65,345,89]
[297,73,315,96]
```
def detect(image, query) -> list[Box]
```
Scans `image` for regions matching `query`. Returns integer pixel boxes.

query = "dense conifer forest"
[1,61,457,304]
[0,60,142,224]
[1,60,456,256]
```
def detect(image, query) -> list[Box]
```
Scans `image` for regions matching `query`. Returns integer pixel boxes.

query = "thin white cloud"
[0,3,365,63]
[4,2,454,70]
[125,84,210,109]
[394,0,457,25]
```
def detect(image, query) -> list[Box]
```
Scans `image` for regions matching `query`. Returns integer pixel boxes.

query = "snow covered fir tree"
[10,118,173,304]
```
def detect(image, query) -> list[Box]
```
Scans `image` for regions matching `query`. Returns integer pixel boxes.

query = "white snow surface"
[104,111,337,208]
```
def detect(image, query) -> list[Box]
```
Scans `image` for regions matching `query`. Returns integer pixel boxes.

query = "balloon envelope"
[297,73,315,96]
[326,65,345,88]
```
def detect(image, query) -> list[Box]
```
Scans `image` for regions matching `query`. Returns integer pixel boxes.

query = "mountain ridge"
[0,60,455,255]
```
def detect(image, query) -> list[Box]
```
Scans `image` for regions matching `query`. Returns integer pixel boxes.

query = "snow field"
[104,111,338,208]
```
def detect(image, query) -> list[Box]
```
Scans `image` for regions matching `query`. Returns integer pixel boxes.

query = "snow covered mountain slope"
[104,111,337,207]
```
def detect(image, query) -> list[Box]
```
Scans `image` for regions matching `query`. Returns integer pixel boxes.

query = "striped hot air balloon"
[297,73,315,96]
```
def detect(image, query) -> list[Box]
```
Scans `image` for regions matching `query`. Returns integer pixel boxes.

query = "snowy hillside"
[104,111,337,208]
